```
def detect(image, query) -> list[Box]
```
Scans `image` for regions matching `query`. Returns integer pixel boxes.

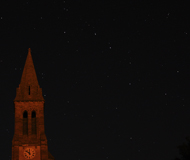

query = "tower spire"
[12,48,54,160]
[14,48,44,101]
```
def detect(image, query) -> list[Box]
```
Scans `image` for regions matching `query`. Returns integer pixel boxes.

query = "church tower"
[12,48,55,160]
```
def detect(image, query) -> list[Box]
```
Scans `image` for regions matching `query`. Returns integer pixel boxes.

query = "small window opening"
[29,86,30,95]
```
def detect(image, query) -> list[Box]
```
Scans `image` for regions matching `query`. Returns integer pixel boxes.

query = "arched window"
[31,111,36,134]
[23,111,28,135]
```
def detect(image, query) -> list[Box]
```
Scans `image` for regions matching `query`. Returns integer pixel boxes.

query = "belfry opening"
[23,111,28,135]
[32,111,36,135]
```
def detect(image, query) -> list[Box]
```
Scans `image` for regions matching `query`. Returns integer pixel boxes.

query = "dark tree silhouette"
[174,137,190,160]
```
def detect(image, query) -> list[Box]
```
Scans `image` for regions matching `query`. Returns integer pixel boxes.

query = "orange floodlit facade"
[12,48,54,160]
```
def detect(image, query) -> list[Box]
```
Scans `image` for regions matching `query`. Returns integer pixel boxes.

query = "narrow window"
[32,111,36,134]
[29,86,30,95]
[23,111,28,135]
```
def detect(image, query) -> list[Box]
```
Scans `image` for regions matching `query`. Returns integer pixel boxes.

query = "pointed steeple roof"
[20,48,38,86]
[14,48,44,101]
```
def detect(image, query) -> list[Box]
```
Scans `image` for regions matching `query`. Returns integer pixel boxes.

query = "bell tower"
[12,48,55,160]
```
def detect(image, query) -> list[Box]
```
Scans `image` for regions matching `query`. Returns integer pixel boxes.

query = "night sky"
[1,1,190,160]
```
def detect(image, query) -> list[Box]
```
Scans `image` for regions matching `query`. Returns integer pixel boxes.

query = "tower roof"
[14,48,44,101]
[20,48,38,86]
